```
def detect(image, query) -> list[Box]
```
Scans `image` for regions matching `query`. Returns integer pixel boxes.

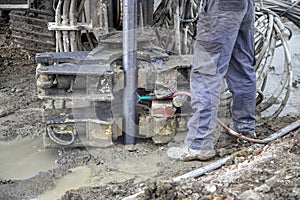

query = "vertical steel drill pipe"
[123,0,138,145]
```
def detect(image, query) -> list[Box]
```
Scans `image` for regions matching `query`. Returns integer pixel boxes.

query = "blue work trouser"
[185,0,256,150]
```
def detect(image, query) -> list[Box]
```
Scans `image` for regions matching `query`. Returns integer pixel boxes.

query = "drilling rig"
[1,0,293,148]
[35,0,195,147]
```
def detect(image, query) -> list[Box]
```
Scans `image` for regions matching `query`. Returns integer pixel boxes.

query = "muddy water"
[37,165,136,200]
[37,166,93,200]
[37,165,139,200]
[37,151,168,200]
[0,137,58,180]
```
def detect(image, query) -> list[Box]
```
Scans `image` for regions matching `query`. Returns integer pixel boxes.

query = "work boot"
[237,132,257,144]
[229,124,257,143]
[167,145,216,161]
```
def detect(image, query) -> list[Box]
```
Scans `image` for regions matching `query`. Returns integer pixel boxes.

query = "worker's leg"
[168,0,251,161]
[225,0,256,134]
[185,0,249,149]
[185,60,222,150]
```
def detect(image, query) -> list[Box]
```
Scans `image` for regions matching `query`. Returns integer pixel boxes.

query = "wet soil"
[0,30,299,200]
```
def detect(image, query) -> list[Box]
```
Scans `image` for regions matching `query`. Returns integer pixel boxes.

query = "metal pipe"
[122,0,138,145]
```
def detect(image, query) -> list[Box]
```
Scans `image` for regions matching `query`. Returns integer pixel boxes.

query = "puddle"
[37,151,168,200]
[0,137,58,180]
[37,166,93,200]
[36,165,140,200]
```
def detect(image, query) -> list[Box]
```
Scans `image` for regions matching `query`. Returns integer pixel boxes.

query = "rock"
[239,190,263,200]
[205,184,217,193]
[218,148,227,157]
[255,184,272,193]
[191,193,200,199]
[123,144,138,152]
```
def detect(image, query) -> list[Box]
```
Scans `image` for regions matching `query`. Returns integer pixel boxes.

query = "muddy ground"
[0,27,300,200]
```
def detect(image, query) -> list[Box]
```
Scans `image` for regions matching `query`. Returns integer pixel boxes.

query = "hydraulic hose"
[217,119,270,144]
[47,126,77,146]
[139,91,191,101]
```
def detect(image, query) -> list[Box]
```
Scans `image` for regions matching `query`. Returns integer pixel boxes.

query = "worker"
[167,0,256,161]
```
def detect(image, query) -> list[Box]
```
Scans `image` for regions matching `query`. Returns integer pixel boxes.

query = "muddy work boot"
[167,145,216,161]
[237,132,257,144]
[228,124,257,143]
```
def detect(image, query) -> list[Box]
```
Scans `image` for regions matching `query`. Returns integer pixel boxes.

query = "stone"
[239,190,263,200]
